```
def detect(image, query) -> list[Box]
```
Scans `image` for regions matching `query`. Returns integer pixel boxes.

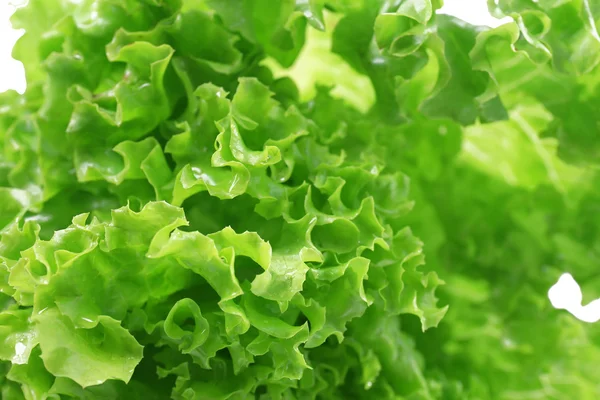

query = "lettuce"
[2,0,600,399]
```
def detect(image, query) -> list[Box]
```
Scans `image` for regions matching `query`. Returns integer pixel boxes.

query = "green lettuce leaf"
[4,0,600,398]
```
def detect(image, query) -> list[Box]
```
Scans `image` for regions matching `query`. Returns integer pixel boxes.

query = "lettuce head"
[2,0,600,399]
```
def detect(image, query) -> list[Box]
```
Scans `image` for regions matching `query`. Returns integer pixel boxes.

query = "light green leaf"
[35,308,143,388]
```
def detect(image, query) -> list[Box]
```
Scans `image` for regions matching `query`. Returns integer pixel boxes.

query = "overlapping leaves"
[3,0,600,399]
[0,1,449,398]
